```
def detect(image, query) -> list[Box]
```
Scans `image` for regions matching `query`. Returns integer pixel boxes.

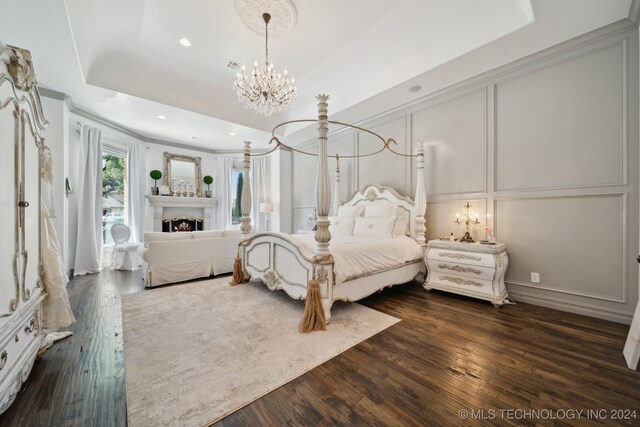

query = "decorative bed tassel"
[230,246,244,286]
[299,262,326,333]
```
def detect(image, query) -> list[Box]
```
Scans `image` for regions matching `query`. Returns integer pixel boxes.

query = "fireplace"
[146,195,217,232]
[162,217,204,233]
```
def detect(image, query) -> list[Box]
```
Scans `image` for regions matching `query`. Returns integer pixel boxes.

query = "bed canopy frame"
[232,94,427,332]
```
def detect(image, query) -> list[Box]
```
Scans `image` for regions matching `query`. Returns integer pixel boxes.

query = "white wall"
[270,148,292,233]
[286,23,639,324]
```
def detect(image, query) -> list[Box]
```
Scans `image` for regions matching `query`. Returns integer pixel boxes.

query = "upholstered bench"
[141,230,242,287]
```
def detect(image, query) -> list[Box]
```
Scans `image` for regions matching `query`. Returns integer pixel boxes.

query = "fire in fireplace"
[162,217,204,233]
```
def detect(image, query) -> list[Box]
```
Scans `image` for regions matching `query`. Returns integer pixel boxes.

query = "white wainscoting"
[286,24,639,323]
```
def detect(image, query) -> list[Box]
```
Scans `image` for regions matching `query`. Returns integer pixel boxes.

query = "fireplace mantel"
[146,195,218,231]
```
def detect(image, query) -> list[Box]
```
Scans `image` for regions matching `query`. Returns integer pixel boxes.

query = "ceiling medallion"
[234,2,297,116]
[234,0,297,37]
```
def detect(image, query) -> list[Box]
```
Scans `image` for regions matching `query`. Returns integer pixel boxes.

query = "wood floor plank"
[0,273,638,426]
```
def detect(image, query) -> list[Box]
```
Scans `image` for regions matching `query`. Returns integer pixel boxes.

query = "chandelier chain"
[265,19,269,63]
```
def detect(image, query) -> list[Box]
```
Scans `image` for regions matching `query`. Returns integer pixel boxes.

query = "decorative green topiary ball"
[203,175,214,185]
[149,170,162,181]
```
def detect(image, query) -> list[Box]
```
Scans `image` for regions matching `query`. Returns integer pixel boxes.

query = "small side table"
[424,240,509,307]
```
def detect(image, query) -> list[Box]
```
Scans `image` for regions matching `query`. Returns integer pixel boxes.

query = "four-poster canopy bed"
[232,94,427,332]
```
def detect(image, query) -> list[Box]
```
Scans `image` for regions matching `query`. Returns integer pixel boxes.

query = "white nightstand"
[424,240,509,307]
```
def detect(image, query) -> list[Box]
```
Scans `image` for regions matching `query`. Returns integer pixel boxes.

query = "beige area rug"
[122,277,400,427]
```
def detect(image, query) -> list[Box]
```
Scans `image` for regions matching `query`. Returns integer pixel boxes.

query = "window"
[230,170,243,225]
[102,153,126,245]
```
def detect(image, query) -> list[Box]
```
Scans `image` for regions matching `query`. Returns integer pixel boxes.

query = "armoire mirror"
[163,152,203,197]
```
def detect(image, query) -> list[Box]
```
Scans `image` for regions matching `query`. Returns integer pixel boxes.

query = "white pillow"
[328,216,355,236]
[392,217,407,237]
[143,231,192,247]
[364,203,395,218]
[192,230,224,239]
[337,205,364,217]
[223,230,242,237]
[353,217,397,239]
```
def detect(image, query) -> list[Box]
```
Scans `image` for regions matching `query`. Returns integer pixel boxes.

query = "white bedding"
[292,234,423,282]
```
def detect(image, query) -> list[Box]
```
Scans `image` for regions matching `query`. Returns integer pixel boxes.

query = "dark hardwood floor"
[1,270,639,426]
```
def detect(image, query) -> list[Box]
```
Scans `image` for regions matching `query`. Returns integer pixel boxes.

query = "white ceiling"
[0,0,634,150]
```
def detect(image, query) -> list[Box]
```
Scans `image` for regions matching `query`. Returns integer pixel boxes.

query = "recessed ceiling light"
[408,85,422,93]
[229,132,236,136]
[179,38,191,47]
[157,115,166,120]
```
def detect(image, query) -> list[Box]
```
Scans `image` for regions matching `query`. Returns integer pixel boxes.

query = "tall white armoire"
[0,43,47,412]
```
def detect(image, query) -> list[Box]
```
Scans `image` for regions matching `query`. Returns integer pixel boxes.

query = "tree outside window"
[102,154,126,244]
[231,171,243,225]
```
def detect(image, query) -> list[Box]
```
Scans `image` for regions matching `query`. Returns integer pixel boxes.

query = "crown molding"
[630,0,640,26]
[146,137,216,154]
[39,86,68,101]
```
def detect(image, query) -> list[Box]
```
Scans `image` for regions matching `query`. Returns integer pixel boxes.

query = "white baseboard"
[507,290,633,325]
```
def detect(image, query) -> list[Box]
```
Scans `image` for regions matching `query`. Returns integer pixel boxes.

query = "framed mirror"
[163,152,203,197]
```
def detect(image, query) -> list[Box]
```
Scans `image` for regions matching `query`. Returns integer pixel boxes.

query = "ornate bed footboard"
[241,233,336,321]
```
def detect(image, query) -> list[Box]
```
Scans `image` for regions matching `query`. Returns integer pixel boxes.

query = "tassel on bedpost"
[230,244,245,286]
[299,94,332,333]
[299,259,326,333]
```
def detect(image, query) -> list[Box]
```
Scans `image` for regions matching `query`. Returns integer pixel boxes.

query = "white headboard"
[340,184,418,239]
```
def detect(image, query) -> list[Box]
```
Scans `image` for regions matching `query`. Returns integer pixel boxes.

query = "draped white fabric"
[126,141,146,243]
[215,157,233,229]
[41,202,76,330]
[251,157,270,232]
[73,126,103,275]
[39,146,75,331]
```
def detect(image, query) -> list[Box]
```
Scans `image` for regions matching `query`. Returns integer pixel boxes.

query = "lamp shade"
[259,202,273,213]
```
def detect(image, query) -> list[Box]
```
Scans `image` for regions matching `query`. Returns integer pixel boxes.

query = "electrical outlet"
[531,272,540,283]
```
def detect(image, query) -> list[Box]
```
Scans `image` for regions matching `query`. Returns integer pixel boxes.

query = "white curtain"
[215,157,233,229]
[74,126,103,275]
[127,141,146,242]
[251,156,270,232]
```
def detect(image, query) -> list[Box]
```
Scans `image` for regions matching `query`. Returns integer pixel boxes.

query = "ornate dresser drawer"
[424,240,509,307]
[0,303,41,392]
[429,248,495,268]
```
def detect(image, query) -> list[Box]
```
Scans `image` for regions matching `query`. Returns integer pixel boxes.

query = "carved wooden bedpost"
[414,142,427,248]
[241,140,252,238]
[332,154,340,216]
[314,95,332,257]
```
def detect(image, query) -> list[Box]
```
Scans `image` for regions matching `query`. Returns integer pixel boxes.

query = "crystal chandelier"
[234,13,296,116]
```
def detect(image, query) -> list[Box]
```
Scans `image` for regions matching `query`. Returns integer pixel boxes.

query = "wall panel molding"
[494,39,627,192]
[495,193,627,304]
